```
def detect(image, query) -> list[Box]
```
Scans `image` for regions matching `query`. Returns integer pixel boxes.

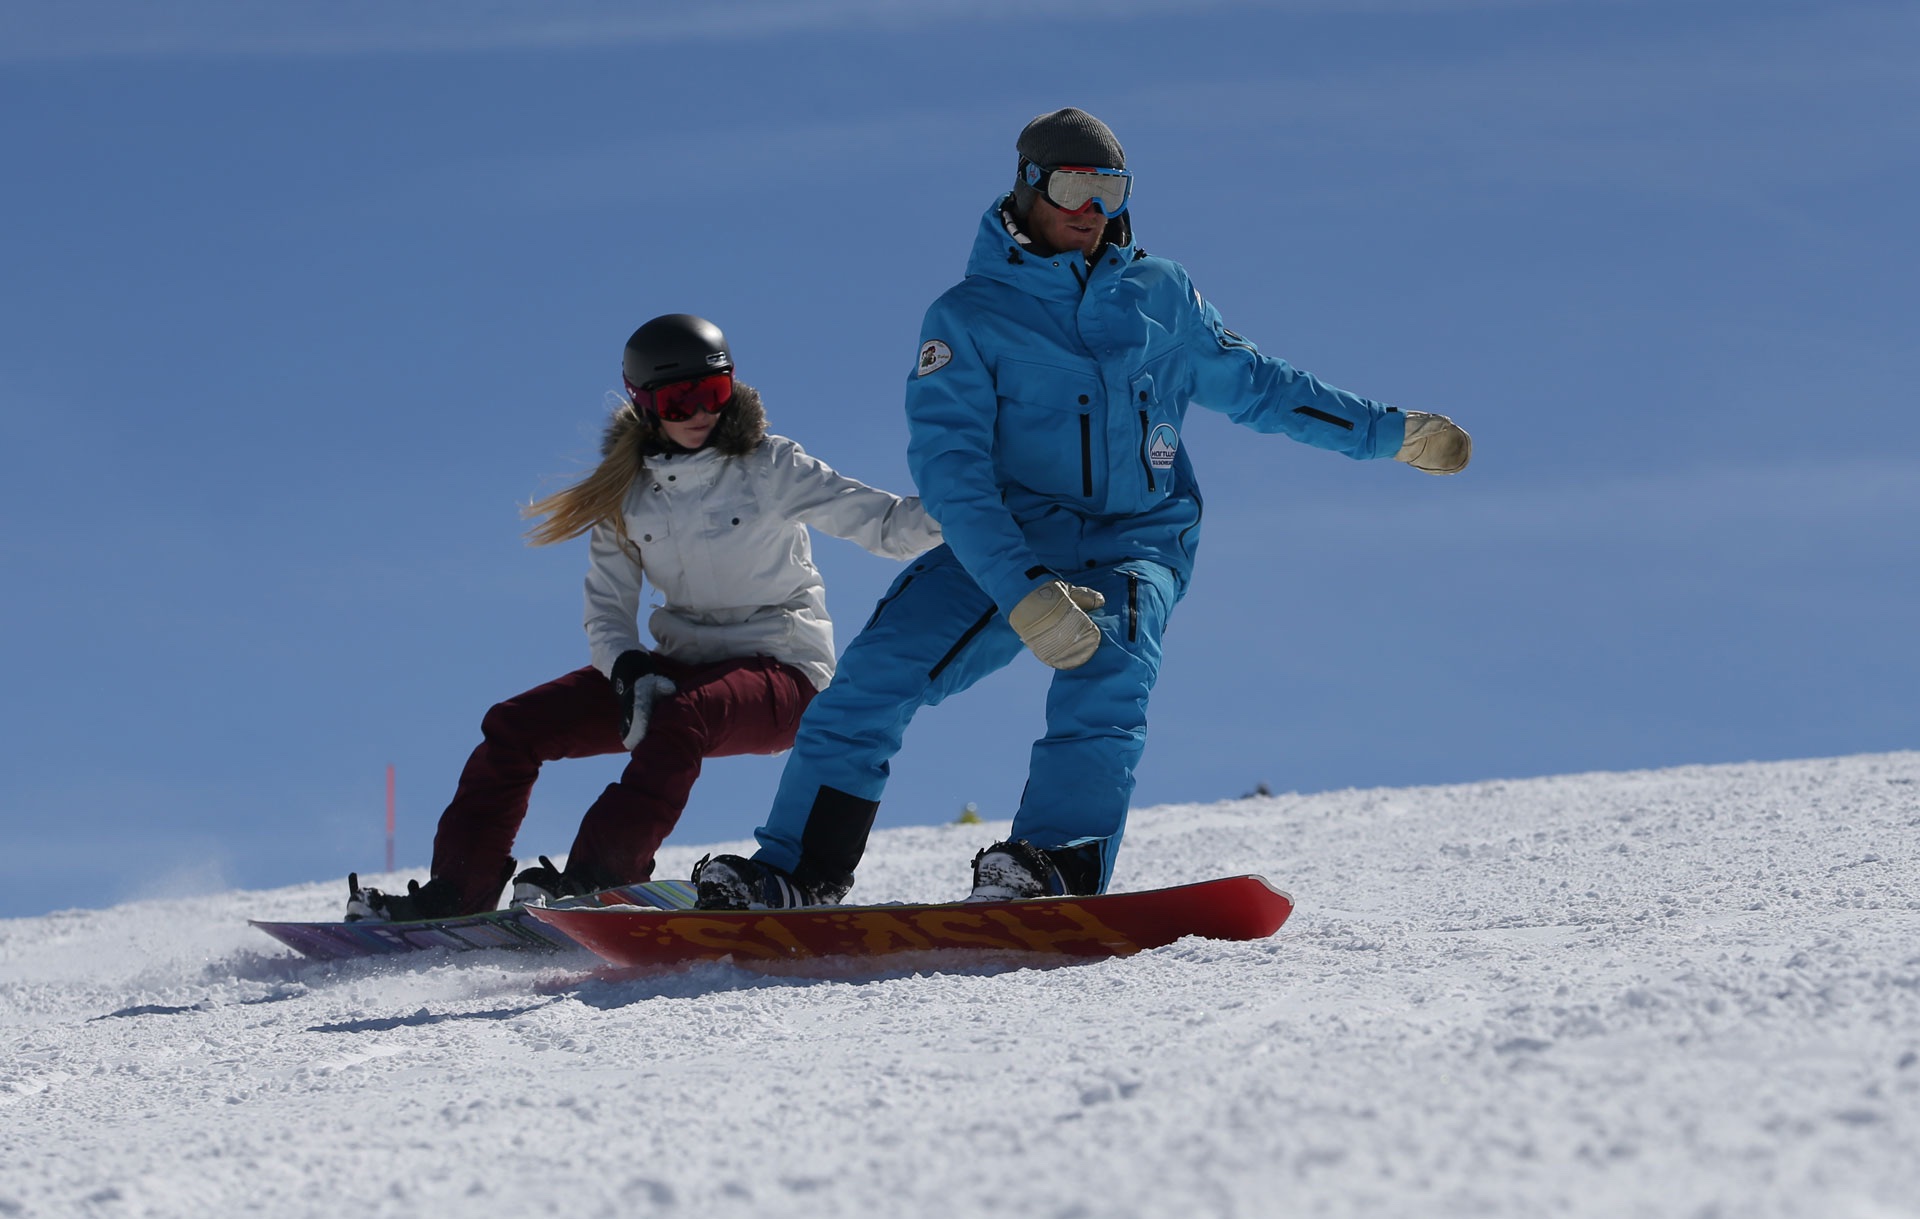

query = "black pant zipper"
[862,575,915,630]
[929,608,998,681]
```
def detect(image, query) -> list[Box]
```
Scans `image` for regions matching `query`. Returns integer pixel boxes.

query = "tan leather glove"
[1396,411,1472,474]
[1007,581,1106,669]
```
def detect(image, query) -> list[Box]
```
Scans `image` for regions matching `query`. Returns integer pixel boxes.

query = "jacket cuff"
[1374,407,1410,460]
[996,565,1061,615]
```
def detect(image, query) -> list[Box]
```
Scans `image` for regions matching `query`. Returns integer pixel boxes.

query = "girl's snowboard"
[249,880,697,960]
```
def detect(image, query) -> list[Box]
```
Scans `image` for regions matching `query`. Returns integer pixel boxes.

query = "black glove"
[610,649,676,749]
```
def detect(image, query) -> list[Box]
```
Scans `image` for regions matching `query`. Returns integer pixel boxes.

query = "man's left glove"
[1396,411,1472,475]
[610,649,678,750]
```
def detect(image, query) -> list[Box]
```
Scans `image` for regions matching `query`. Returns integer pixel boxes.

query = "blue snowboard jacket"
[905,199,1410,613]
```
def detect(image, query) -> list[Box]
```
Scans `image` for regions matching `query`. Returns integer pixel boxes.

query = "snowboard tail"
[527,874,1291,968]
[249,880,698,960]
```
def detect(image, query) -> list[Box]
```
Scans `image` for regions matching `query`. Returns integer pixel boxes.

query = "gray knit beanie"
[1013,107,1125,217]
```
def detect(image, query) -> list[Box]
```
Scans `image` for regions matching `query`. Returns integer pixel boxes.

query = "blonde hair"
[522,382,770,548]
[522,399,649,548]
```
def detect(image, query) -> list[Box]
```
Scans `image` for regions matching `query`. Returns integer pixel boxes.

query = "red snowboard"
[526,874,1291,968]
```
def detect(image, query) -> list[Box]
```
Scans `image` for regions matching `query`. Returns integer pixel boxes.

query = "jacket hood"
[965,194,1136,300]
[603,380,770,462]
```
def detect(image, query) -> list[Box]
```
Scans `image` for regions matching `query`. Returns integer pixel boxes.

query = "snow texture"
[4,752,1918,1218]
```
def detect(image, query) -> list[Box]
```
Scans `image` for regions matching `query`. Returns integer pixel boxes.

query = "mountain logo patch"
[1148,424,1180,471]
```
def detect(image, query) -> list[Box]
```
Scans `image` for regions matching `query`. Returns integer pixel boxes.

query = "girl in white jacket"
[349,315,940,921]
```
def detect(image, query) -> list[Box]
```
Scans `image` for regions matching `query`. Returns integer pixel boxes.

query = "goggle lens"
[1027,163,1132,216]
[627,371,734,422]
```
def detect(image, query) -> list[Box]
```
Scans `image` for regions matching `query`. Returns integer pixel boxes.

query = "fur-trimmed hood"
[600,381,770,464]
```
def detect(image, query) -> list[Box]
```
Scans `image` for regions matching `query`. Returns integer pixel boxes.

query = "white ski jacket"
[583,435,941,690]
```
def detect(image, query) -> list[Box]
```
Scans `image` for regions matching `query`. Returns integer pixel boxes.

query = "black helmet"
[622,314,732,390]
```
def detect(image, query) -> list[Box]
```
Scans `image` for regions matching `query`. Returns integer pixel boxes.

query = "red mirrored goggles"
[625,371,734,422]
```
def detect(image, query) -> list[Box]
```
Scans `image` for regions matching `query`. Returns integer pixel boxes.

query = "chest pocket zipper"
[1080,414,1094,497]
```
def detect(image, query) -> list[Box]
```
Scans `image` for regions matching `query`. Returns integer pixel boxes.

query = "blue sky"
[2,0,1915,918]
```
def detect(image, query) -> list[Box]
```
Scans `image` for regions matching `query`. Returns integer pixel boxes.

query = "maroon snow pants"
[429,655,815,914]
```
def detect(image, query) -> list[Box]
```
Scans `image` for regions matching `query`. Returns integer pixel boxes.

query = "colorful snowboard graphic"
[527,875,1292,968]
[249,880,698,960]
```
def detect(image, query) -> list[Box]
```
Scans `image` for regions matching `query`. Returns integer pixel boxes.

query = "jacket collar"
[964,195,1137,302]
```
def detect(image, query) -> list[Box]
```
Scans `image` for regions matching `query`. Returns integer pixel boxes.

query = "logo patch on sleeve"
[1148,423,1180,471]
[917,340,953,376]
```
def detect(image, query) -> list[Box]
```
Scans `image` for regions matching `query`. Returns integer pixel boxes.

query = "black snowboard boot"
[692,854,848,910]
[509,856,599,906]
[967,839,1102,902]
[344,873,463,923]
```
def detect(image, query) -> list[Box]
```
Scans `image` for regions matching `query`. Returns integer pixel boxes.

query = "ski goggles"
[625,371,734,422]
[1022,161,1132,216]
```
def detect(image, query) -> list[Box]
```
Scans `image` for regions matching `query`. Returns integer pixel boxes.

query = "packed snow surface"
[4,753,1919,1218]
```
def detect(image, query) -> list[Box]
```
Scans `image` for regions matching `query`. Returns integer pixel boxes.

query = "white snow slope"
[4,752,1918,1218]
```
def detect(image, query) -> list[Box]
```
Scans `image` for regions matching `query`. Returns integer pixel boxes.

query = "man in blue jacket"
[694,107,1470,909]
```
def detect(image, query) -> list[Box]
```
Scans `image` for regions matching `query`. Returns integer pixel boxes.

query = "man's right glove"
[1007,580,1106,669]
[1396,411,1472,474]
[611,649,678,750]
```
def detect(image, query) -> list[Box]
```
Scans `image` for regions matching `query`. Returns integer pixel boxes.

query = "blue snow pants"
[752,544,1178,897]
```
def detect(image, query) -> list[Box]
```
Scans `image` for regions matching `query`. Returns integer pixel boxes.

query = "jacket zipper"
[1292,405,1354,431]
[1178,496,1204,556]
[1137,410,1156,492]
[1127,574,1139,642]
[1080,414,1094,498]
